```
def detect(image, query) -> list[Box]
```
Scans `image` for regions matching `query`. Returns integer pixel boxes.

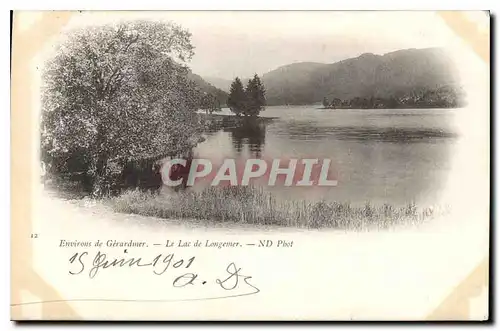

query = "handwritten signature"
[68,251,260,300]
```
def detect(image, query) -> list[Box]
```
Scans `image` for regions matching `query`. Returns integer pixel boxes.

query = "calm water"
[194,106,459,207]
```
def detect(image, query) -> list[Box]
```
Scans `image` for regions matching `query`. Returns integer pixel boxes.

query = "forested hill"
[261,48,464,107]
[187,72,229,106]
[202,76,232,92]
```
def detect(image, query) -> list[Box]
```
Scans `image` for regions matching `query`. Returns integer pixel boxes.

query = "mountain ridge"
[187,72,229,106]
[262,47,462,106]
[201,47,464,107]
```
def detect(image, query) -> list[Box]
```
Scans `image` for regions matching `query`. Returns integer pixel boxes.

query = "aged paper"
[11,11,490,321]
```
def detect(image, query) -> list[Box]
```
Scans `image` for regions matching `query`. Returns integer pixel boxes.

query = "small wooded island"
[321,85,465,109]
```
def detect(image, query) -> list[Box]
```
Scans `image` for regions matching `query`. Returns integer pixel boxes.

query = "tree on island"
[41,21,203,197]
[227,77,247,116]
[244,74,266,116]
[227,74,266,117]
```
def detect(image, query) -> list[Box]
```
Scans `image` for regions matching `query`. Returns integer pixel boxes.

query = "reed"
[110,186,441,229]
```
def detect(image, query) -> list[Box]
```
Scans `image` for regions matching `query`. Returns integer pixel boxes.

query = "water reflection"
[228,120,266,157]
[203,115,270,158]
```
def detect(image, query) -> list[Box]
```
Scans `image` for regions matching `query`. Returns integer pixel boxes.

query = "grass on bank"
[110,186,442,229]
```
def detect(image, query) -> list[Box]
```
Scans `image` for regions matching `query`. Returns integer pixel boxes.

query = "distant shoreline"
[317,104,464,110]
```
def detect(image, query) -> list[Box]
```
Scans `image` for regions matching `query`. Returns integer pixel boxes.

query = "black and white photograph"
[10,10,490,321]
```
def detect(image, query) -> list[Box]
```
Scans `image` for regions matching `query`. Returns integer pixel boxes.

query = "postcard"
[11,10,490,321]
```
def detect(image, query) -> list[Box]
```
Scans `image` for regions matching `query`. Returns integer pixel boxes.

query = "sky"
[153,11,463,80]
[22,11,489,80]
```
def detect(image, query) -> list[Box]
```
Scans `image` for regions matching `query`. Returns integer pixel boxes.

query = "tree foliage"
[245,74,266,116]
[227,77,247,116]
[227,75,266,117]
[199,92,221,114]
[320,85,466,109]
[41,21,204,196]
[322,97,329,108]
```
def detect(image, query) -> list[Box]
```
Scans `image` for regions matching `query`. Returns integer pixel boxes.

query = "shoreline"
[40,188,442,233]
[317,105,464,110]
[108,187,443,231]
[41,186,446,232]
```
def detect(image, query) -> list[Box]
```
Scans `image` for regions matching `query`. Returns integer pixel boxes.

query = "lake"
[193,106,460,207]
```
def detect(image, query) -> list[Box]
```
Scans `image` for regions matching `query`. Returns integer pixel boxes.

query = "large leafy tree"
[227,77,247,116]
[41,21,203,196]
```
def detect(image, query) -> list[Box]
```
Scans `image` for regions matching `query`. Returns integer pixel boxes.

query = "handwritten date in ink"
[68,251,260,299]
[69,251,194,278]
